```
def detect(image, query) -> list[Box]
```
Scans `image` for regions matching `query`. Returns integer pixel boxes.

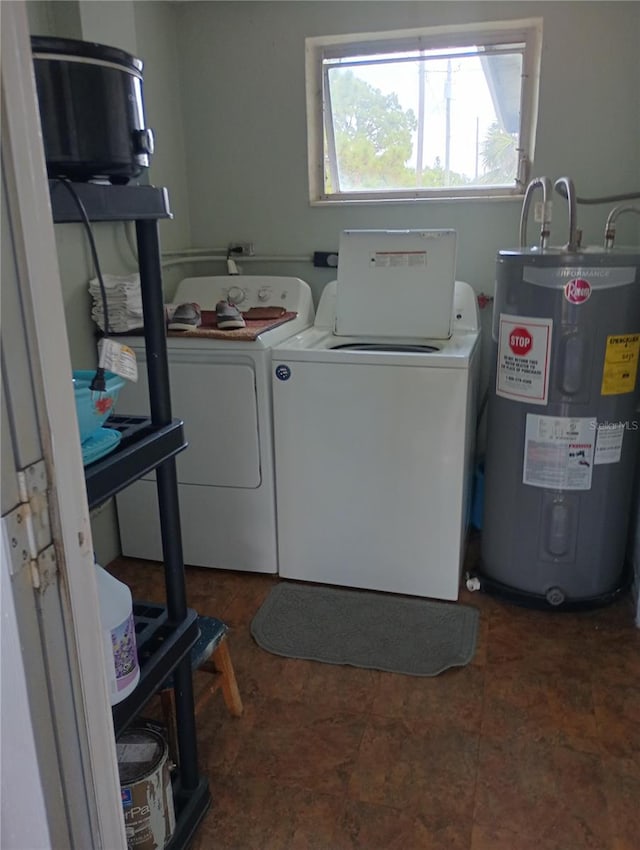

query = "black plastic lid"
[31,35,143,73]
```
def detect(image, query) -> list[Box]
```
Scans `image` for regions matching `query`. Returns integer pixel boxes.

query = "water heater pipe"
[604,204,640,248]
[553,185,640,205]
[519,176,553,250]
[554,177,578,252]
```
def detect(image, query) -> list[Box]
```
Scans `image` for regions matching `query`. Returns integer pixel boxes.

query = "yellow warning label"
[601,333,640,395]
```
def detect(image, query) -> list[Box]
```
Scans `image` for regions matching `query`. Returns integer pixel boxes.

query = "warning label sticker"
[371,251,427,269]
[600,333,640,396]
[594,422,625,465]
[523,414,596,490]
[497,315,553,405]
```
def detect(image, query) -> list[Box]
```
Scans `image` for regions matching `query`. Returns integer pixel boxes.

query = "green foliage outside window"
[325,69,517,192]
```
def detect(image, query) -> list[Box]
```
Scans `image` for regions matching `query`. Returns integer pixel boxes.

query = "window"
[306,18,542,203]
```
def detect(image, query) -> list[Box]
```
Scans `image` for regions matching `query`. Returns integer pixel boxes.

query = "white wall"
[169,0,640,462]
[172,1,640,301]
[1,527,53,850]
[26,0,640,564]
[26,0,190,563]
[27,0,191,350]
[134,0,192,288]
[26,0,640,335]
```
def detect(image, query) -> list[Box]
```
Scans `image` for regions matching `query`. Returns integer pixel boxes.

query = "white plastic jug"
[95,562,140,705]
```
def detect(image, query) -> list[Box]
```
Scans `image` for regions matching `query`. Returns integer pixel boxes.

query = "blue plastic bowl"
[73,370,125,443]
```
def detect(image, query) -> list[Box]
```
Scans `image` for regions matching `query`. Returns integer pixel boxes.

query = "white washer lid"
[335,229,457,339]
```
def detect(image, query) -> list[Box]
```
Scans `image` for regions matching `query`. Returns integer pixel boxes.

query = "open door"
[1,3,126,848]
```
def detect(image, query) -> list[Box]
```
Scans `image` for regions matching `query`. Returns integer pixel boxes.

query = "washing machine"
[116,275,314,573]
[272,230,481,600]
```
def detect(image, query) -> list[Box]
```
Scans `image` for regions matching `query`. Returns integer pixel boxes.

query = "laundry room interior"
[3,1,639,848]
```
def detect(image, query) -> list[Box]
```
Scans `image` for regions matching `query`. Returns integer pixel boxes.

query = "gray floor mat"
[251,582,479,677]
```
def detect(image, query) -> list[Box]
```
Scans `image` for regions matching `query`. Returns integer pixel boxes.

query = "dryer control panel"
[172,275,312,314]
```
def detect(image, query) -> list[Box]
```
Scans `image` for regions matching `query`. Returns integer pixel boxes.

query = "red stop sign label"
[509,327,533,356]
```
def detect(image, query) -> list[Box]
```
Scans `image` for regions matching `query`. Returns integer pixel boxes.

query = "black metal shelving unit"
[50,180,211,846]
[85,415,187,509]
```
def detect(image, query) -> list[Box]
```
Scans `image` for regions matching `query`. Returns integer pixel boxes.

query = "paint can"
[117,724,175,849]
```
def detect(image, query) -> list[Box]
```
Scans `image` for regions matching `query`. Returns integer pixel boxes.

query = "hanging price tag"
[98,339,138,382]
[533,200,552,223]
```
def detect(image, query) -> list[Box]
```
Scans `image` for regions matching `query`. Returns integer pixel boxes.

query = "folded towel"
[89,273,143,332]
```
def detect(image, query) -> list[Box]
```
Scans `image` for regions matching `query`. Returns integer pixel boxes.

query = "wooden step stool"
[159,615,243,762]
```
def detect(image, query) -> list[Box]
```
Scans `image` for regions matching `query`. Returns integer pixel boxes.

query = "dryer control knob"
[227,286,246,305]
[257,287,272,302]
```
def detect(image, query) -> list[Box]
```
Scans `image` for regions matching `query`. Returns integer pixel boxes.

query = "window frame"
[305,17,543,205]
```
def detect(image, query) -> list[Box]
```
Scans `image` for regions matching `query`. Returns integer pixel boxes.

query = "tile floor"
[109,541,639,850]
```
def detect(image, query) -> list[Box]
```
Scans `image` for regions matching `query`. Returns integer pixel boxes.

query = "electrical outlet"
[313,251,339,268]
[228,241,254,257]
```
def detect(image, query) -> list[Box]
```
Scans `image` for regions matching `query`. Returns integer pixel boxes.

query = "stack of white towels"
[89,273,144,333]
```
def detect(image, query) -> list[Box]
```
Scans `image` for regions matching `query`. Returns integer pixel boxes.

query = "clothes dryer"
[116,275,314,573]
[272,272,480,600]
